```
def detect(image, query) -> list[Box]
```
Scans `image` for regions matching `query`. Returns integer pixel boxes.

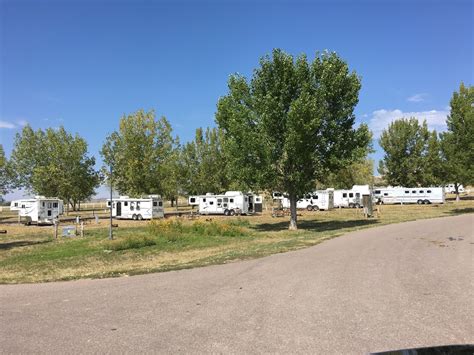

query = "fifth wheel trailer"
[107,195,164,220]
[10,196,64,225]
[331,185,372,208]
[373,187,445,205]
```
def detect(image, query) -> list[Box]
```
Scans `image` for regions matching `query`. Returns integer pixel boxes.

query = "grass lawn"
[0,199,473,284]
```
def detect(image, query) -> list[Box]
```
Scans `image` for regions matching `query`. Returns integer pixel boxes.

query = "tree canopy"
[0,144,11,197]
[216,49,371,229]
[101,109,180,199]
[9,125,100,210]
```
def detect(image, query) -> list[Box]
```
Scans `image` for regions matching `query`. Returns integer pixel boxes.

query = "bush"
[108,235,157,251]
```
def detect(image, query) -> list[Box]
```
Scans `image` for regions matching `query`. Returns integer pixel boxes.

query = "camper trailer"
[332,185,372,208]
[107,195,164,220]
[189,191,262,216]
[444,184,465,194]
[373,187,445,205]
[10,196,64,225]
[281,190,334,211]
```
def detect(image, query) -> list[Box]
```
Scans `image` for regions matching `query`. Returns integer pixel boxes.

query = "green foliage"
[101,109,180,199]
[215,49,370,229]
[322,159,374,189]
[378,118,442,186]
[9,126,100,209]
[108,235,157,251]
[0,144,12,196]
[180,127,229,195]
[440,83,474,191]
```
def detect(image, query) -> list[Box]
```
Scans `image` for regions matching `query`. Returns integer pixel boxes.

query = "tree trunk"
[289,193,298,230]
[175,196,179,211]
[171,198,174,207]
[455,183,460,202]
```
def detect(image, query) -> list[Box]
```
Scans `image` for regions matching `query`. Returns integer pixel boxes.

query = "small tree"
[440,83,474,201]
[216,49,370,230]
[378,118,432,186]
[0,144,12,197]
[10,125,100,210]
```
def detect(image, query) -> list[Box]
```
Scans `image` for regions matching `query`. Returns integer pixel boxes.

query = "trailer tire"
[306,205,313,211]
[417,200,423,205]
[137,214,143,220]
[132,214,137,220]
[424,199,430,204]
[224,209,230,216]
[355,203,361,209]
[348,203,354,208]
[312,205,319,211]
[229,209,235,216]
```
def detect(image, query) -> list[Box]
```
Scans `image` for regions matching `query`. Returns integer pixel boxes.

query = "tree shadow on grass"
[445,207,474,215]
[253,218,379,232]
[0,240,51,251]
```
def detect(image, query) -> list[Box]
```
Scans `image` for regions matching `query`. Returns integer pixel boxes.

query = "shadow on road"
[253,218,379,232]
[445,207,474,215]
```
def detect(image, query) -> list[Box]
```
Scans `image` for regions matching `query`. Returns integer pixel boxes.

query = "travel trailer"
[331,185,372,208]
[10,196,64,225]
[188,191,262,215]
[373,187,445,205]
[107,195,164,220]
[281,190,334,211]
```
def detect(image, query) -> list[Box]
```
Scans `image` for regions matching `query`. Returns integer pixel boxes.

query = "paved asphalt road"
[1,214,473,354]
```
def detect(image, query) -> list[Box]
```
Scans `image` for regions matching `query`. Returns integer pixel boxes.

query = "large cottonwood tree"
[216,49,371,230]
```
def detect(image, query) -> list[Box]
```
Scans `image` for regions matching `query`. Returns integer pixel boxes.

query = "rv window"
[427,190,431,193]
[349,193,354,198]
[190,197,196,203]
[419,190,424,193]
[203,198,206,202]
[342,193,347,198]
[375,190,381,194]
[356,193,360,197]
[153,201,158,207]
[383,193,388,196]
[136,202,140,210]
[53,202,58,208]
[42,202,45,207]
[21,204,25,208]
[124,201,128,206]
[256,197,261,202]
[14,202,18,207]
[405,191,409,194]
[48,203,52,208]
[159,201,163,207]
[210,201,214,205]
[315,195,318,199]
[223,198,228,203]
[412,190,416,193]
[107,201,111,207]
[217,199,222,203]
[130,202,134,211]
[48,210,52,216]
[230,198,234,203]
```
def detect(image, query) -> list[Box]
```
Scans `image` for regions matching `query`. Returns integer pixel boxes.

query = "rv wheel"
[424,199,430,204]
[348,203,354,208]
[132,214,137,220]
[306,205,313,211]
[224,209,230,216]
[229,209,236,216]
[355,203,361,209]
[312,205,319,211]
[137,214,143,220]
[417,200,423,205]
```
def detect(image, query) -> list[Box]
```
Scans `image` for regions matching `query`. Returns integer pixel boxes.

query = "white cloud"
[368,109,449,137]
[0,120,16,129]
[407,93,428,102]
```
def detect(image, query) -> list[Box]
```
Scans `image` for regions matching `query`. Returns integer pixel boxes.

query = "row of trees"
[378,83,473,200]
[0,49,471,228]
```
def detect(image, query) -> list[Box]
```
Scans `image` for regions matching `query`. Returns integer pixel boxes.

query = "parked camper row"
[188,191,262,216]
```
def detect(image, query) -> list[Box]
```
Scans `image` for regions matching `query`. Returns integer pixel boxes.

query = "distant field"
[0,196,472,284]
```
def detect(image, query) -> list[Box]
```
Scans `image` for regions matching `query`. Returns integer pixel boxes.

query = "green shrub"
[108,235,157,251]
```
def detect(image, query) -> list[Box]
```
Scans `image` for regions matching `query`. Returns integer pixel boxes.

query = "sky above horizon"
[1,0,473,199]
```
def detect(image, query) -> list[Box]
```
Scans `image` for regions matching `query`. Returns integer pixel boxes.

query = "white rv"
[189,191,262,216]
[332,185,372,208]
[373,187,445,205]
[281,190,334,211]
[10,196,64,225]
[107,195,164,220]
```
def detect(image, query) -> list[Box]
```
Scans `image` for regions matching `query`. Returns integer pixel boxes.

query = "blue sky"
[1,0,472,198]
